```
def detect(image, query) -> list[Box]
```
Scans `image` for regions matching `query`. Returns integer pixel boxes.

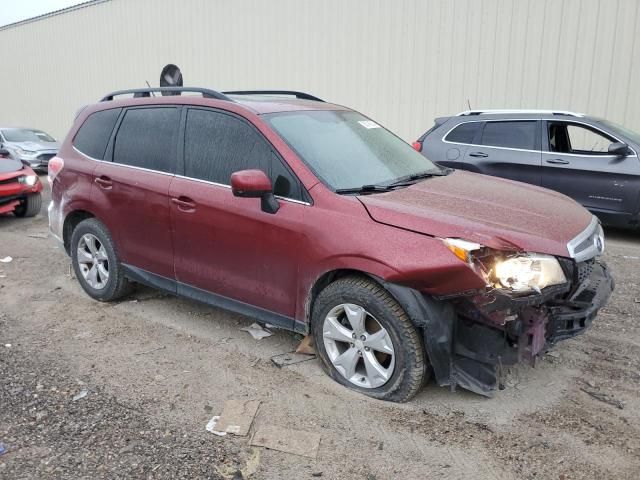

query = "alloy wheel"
[322,303,395,388]
[77,233,109,290]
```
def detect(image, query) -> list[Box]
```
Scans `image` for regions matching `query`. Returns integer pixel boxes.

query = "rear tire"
[14,193,42,217]
[70,218,132,302]
[311,275,427,402]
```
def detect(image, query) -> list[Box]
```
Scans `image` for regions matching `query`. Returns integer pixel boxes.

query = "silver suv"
[415,110,640,230]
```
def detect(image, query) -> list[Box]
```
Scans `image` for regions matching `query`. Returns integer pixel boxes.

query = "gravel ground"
[0,178,639,479]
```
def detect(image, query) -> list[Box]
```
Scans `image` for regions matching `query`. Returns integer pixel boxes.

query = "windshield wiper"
[335,184,396,195]
[385,170,446,187]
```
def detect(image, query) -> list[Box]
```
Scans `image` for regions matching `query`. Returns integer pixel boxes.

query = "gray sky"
[0,0,85,27]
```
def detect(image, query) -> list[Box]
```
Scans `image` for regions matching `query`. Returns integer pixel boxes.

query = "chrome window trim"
[566,216,604,262]
[442,119,637,157]
[74,149,311,206]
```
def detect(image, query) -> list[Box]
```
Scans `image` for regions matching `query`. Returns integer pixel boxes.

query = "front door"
[169,107,307,322]
[541,121,639,216]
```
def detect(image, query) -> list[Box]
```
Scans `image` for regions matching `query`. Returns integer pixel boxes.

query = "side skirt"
[121,264,306,333]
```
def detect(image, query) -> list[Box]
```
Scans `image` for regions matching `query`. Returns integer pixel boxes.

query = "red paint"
[231,169,272,196]
[0,163,43,215]
[50,95,595,325]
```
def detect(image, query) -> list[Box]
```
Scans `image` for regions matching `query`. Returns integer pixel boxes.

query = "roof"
[95,90,347,115]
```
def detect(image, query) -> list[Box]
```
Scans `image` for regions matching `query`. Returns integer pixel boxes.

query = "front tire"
[311,276,427,402]
[70,218,131,302]
[14,193,42,217]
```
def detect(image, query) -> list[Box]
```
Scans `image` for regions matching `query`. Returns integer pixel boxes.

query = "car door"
[541,121,639,216]
[169,107,307,324]
[459,120,542,185]
[91,106,179,283]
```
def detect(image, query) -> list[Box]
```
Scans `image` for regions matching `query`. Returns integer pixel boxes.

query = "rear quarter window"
[444,122,480,144]
[113,107,178,173]
[73,108,122,159]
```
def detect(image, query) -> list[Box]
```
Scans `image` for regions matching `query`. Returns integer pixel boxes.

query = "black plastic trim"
[223,90,324,102]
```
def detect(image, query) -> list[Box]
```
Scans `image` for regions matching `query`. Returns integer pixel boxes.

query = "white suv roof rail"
[457,109,585,117]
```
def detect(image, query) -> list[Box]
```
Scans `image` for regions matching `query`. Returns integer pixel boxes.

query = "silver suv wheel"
[77,233,109,290]
[322,303,395,388]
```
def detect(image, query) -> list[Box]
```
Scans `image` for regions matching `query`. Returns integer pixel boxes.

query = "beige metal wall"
[1,0,639,142]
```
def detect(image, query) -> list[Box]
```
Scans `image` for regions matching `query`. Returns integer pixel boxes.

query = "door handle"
[94,176,113,189]
[171,196,196,211]
[469,152,488,158]
[546,158,570,165]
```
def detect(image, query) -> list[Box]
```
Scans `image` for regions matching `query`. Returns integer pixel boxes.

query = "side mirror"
[0,148,10,158]
[231,169,280,214]
[608,142,631,157]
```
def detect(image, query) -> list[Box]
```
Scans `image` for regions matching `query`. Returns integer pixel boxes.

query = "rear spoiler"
[417,116,451,142]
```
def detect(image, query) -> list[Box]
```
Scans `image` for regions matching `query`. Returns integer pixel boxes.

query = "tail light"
[412,141,423,152]
[48,156,64,186]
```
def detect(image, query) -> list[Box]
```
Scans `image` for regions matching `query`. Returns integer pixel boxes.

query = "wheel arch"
[62,209,96,254]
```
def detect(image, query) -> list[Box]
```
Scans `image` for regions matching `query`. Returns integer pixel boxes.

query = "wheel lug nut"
[360,335,366,341]
[364,346,370,352]
[352,333,356,339]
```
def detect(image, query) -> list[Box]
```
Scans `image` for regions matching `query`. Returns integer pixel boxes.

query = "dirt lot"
[1,178,639,479]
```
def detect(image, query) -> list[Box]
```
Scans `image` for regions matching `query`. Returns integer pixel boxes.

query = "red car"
[49,87,613,401]
[0,147,43,217]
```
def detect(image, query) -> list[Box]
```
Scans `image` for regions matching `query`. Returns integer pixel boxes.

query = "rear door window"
[481,121,537,150]
[444,122,480,144]
[113,107,179,173]
[184,108,303,200]
[73,108,122,160]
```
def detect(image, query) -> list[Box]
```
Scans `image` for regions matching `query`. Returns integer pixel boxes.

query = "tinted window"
[481,121,537,150]
[185,109,301,199]
[445,122,480,143]
[74,109,121,159]
[113,107,178,173]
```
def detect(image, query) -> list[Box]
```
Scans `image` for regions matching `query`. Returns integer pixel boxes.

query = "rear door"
[432,121,480,169]
[169,107,307,322]
[542,120,639,216]
[460,120,542,185]
[91,106,179,282]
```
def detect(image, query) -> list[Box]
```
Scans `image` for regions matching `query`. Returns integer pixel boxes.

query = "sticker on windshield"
[358,120,381,129]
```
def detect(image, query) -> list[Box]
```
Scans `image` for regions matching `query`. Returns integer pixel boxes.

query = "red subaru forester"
[49,87,613,401]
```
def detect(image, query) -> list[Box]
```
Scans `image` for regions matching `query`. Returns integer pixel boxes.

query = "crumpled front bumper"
[546,261,614,342]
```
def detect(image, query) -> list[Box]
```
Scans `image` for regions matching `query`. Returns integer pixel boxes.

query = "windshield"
[596,119,640,145]
[2,128,56,143]
[265,110,442,190]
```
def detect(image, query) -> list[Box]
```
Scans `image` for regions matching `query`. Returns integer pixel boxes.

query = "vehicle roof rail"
[100,87,232,102]
[456,109,584,117]
[223,90,324,102]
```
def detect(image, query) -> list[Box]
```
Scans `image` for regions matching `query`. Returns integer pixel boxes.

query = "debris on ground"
[214,399,261,436]
[240,323,272,340]
[72,390,88,402]
[0,256,12,263]
[205,416,227,436]
[27,234,49,239]
[580,388,625,409]
[134,345,166,356]
[270,352,317,368]
[295,335,316,355]
[0,442,6,456]
[250,425,321,458]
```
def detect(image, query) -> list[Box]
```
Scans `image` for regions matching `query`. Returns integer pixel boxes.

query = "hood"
[358,170,592,258]
[0,157,24,175]
[6,140,60,152]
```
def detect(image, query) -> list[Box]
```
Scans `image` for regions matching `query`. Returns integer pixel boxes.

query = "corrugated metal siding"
[1,0,638,141]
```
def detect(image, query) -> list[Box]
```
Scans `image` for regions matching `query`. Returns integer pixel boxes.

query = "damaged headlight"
[493,253,566,293]
[18,175,38,186]
[443,238,567,294]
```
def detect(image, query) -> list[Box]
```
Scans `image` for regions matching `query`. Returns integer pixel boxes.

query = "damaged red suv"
[49,87,613,401]
[0,147,43,217]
